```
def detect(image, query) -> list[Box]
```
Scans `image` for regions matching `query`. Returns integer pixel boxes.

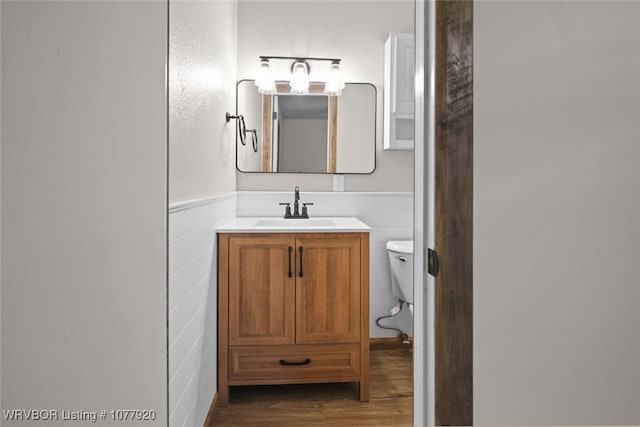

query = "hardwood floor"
[210,348,413,426]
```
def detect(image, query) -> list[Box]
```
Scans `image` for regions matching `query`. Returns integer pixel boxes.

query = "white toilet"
[386,240,414,314]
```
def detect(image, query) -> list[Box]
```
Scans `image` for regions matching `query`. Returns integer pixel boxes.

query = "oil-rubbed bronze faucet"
[279,186,313,218]
[293,186,300,217]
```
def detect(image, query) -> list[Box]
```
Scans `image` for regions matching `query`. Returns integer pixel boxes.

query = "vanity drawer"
[229,344,360,383]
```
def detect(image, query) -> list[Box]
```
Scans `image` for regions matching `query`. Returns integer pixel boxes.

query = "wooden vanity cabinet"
[218,232,370,405]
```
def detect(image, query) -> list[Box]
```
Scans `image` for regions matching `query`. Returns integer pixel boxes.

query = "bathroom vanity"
[216,217,370,405]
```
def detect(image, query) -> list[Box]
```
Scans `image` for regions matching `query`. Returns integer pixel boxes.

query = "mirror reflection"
[236,80,376,174]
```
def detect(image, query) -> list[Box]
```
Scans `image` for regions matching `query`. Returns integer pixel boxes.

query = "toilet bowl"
[386,240,414,314]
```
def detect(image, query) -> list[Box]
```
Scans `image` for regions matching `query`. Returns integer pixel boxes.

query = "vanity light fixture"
[256,56,344,96]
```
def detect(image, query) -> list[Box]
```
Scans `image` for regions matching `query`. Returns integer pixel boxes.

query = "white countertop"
[216,217,371,233]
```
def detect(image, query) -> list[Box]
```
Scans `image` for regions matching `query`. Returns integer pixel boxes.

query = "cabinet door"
[295,235,361,344]
[384,33,415,150]
[228,235,296,346]
[392,34,415,115]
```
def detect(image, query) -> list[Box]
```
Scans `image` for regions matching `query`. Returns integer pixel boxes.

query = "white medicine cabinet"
[383,33,415,150]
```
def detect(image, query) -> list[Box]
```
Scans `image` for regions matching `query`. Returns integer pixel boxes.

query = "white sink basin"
[216,217,370,233]
[253,218,335,227]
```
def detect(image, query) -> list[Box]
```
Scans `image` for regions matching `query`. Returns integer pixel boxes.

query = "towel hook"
[225,112,247,146]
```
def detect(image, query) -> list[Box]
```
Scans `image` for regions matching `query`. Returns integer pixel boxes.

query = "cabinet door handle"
[298,246,304,278]
[279,358,311,366]
[287,246,292,278]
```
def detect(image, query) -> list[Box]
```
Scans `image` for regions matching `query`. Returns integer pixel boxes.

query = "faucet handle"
[279,202,292,218]
[301,202,314,218]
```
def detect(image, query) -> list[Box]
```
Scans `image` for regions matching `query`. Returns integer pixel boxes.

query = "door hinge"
[273,111,278,121]
[428,248,439,277]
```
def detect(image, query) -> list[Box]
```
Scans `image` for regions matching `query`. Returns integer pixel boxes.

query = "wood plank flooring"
[210,348,413,426]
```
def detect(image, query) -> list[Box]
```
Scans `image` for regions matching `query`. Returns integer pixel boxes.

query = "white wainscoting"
[237,191,414,338]
[168,193,237,427]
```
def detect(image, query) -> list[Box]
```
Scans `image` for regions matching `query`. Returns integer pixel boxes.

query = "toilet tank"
[386,241,414,304]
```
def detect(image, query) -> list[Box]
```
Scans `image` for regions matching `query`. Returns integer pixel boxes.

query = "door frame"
[414,0,473,425]
[412,0,433,425]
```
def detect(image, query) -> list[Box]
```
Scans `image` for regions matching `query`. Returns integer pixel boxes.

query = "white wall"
[1,1,168,425]
[236,0,414,191]
[169,0,238,203]
[168,1,238,425]
[475,1,640,424]
[168,195,237,427]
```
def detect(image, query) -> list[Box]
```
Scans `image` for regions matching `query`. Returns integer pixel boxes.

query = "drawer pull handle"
[287,246,293,277]
[279,358,311,366]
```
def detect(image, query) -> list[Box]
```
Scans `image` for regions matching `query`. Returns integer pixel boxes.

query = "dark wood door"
[434,0,474,425]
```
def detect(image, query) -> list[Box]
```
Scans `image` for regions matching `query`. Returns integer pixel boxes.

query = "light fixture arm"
[259,55,341,64]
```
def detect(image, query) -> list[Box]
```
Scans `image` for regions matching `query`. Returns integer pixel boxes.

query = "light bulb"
[255,59,276,94]
[324,61,345,96]
[289,61,310,95]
